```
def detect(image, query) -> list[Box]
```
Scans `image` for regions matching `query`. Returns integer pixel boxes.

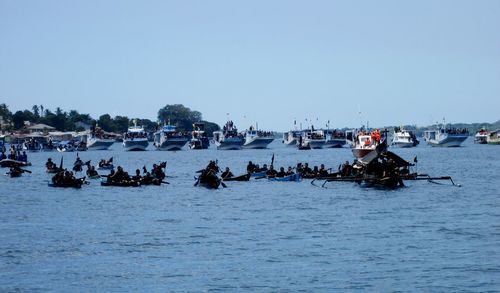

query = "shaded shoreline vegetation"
[0,103,498,136]
[0,104,220,135]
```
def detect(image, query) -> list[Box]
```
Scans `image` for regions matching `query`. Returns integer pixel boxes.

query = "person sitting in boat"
[276,167,286,178]
[109,166,125,182]
[266,165,278,177]
[286,166,295,175]
[206,160,219,173]
[86,165,99,177]
[221,167,234,179]
[260,164,269,172]
[312,166,319,175]
[341,161,353,177]
[246,161,256,173]
[301,163,313,176]
[46,158,56,170]
[318,164,329,176]
[152,164,166,180]
[364,138,371,147]
[132,169,142,181]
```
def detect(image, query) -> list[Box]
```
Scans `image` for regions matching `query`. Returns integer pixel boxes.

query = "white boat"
[474,128,489,144]
[123,124,149,151]
[154,124,188,151]
[423,126,468,147]
[487,129,500,145]
[213,121,244,150]
[391,127,419,148]
[189,123,210,150]
[242,126,274,149]
[300,129,325,149]
[85,127,115,150]
[282,130,301,146]
[347,129,387,164]
[323,129,346,148]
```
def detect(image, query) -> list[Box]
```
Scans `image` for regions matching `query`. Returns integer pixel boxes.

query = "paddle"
[220,180,227,188]
[161,180,170,185]
[20,168,32,174]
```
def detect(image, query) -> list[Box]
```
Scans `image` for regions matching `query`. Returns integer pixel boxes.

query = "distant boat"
[323,129,346,148]
[123,122,149,151]
[213,121,244,150]
[391,127,419,148]
[474,128,489,144]
[423,125,468,147]
[85,127,114,150]
[189,123,210,150]
[347,128,387,164]
[154,124,188,151]
[487,129,500,145]
[299,129,325,149]
[282,130,301,146]
[242,126,274,149]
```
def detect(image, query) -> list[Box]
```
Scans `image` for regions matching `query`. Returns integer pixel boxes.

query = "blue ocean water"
[1,139,499,292]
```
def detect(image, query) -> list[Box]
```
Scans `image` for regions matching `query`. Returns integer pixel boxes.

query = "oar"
[20,168,32,174]
[161,180,170,185]
[220,180,227,188]
[194,176,200,186]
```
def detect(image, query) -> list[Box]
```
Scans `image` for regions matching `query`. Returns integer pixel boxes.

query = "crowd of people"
[0,147,28,162]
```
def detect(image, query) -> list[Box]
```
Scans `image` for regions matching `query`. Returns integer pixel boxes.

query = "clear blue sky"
[1,0,499,131]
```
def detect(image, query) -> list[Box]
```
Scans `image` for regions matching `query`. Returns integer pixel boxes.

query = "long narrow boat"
[48,178,86,188]
[222,173,251,182]
[100,179,141,187]
[0,159,32,168]
[268,174,302,182]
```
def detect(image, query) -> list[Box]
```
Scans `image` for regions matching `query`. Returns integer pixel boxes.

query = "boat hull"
[426,135,468,147]
[216,141,244,150]
[189,138,210,150]
[155,139,188,151]
[309,139,325,149]
[87,139,115,150]
[123,139,149,151]
[242,137,274,149]
[391,141,414,148]
[323,139,346,148]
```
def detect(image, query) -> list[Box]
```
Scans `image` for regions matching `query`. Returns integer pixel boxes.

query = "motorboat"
[323,129,346,148]
[189,123,210,150]
[282,130,301,146]
[123,123,149,151]
[212,121,244,150]
[487,129,500,145]
[391,127,419,148]
[347,128,387,164]
[85,126,115,150]
[423,126,468,147]
[299,129,325,149]
[242,126,274,149]
[154,124,188,151]
[474,128,489,144]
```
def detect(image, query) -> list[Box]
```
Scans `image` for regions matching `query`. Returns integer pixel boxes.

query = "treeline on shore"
[0,103,498,136]
[0,104,220,134]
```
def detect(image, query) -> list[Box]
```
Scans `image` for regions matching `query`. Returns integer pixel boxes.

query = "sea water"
[1,139,499,292]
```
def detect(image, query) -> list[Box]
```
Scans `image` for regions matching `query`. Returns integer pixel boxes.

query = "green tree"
[12,110,35,129]
[113,116,130,133]
[157,104,203,131]
[0,103,13,131]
